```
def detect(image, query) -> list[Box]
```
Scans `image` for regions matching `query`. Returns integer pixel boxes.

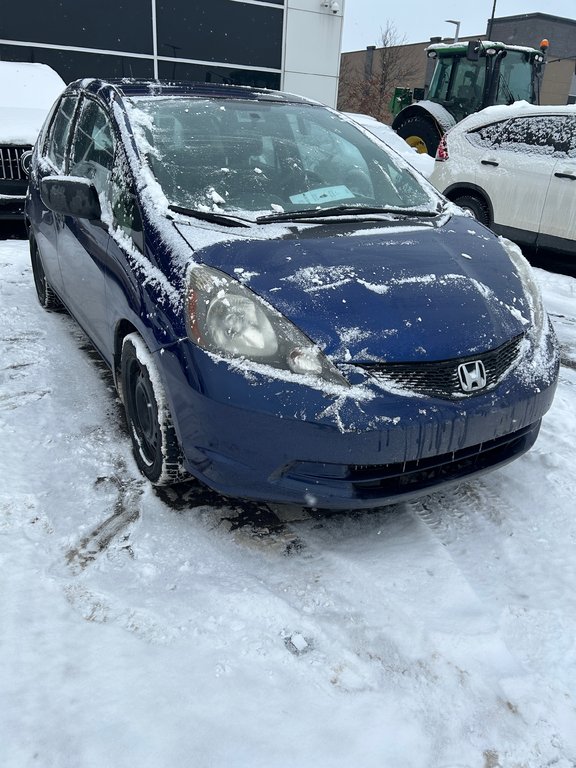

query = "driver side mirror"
[40,176,102,220]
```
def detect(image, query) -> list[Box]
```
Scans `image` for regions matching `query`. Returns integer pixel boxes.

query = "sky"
[342,0,576,51]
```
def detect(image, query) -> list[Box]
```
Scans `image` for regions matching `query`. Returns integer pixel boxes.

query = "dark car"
[25,78,559,510]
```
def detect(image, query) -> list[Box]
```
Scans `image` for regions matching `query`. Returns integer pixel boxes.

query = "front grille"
[358,333,524,399]
[0,145,31,181]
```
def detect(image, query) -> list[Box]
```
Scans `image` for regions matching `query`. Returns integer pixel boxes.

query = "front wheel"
[451,193,490,227]
[121,333,183,485]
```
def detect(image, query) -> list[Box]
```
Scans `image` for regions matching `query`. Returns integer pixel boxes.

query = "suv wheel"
[452,194,490,226]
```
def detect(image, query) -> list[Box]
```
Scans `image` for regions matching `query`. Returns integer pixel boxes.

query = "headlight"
[500,237,545,336]
[185,265,349,387]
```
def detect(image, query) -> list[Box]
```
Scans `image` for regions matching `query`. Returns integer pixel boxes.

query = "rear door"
[537,115,576,253]
[470,115,557,243]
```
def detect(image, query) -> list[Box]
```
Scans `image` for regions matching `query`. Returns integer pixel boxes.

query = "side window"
[471,116,572,158]
[541,116,574,156]
[45,96,77,171]
[110,150,144,252]
[69,99,116,195]
[450,60,485,118]
[428,58,452,102]
[469,120,510,149]
[501,117,550,154]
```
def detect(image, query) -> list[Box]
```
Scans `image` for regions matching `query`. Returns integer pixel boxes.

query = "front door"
[57,97,116,359]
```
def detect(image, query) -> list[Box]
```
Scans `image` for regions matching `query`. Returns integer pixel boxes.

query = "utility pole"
[487,0,497,40]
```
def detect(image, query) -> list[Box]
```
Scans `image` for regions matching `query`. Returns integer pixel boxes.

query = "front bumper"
[0,187,27,220]
[158,325,559,510]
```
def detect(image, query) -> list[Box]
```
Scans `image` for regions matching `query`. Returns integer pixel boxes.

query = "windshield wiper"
[256,205,441,224]
[168,205,251,228]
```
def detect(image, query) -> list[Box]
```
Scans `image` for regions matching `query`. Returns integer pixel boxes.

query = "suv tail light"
[435,134,449,161]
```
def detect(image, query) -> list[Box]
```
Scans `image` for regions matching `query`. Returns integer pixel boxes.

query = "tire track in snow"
[408,479,576,614]
[65,463,144,573]
[407,478,576,676]
[209,505,572,767]
[227,502,576,766]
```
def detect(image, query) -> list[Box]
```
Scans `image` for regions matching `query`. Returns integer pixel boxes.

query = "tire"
[451,193,490,227]
[394,114,442,156]
[30,237,63,310]
[121,333,183,485]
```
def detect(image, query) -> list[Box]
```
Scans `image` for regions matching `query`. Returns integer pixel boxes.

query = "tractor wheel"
[395,114,442,156]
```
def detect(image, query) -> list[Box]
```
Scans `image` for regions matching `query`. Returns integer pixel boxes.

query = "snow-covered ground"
[1,237,575,768]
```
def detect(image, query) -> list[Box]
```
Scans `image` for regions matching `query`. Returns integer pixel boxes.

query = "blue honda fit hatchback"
[26,79,559,509]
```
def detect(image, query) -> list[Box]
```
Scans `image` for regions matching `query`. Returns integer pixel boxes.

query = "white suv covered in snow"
[430,102,576,255]
[0,61,65,221]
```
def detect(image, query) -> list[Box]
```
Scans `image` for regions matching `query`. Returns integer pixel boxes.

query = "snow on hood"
[0,62,65,144]
[176,214,529,363]
[0,106,56,145]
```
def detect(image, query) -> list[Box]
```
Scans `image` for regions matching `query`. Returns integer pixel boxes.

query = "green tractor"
[392,39,548,156]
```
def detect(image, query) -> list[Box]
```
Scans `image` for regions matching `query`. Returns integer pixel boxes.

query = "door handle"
[554,171,576,180]
[481,159,499,167]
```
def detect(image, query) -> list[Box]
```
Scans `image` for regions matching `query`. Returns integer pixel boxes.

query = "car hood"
[176,215,530,363]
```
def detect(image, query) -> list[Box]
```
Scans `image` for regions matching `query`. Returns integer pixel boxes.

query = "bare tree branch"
[338,21,420,123]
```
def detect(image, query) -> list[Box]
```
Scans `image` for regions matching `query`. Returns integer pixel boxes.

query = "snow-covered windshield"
[128,96,438,220]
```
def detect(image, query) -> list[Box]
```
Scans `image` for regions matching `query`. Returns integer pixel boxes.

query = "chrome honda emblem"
[458,360,487,392]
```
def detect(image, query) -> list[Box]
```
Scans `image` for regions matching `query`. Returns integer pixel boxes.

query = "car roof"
[67,77,321,106]
[451,101,576,133]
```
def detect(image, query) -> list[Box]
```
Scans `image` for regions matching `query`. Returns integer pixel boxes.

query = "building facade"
[0,0,344,106]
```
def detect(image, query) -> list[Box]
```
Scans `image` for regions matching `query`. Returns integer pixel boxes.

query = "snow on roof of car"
[448,100,576,134]
[76,77,320,105]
